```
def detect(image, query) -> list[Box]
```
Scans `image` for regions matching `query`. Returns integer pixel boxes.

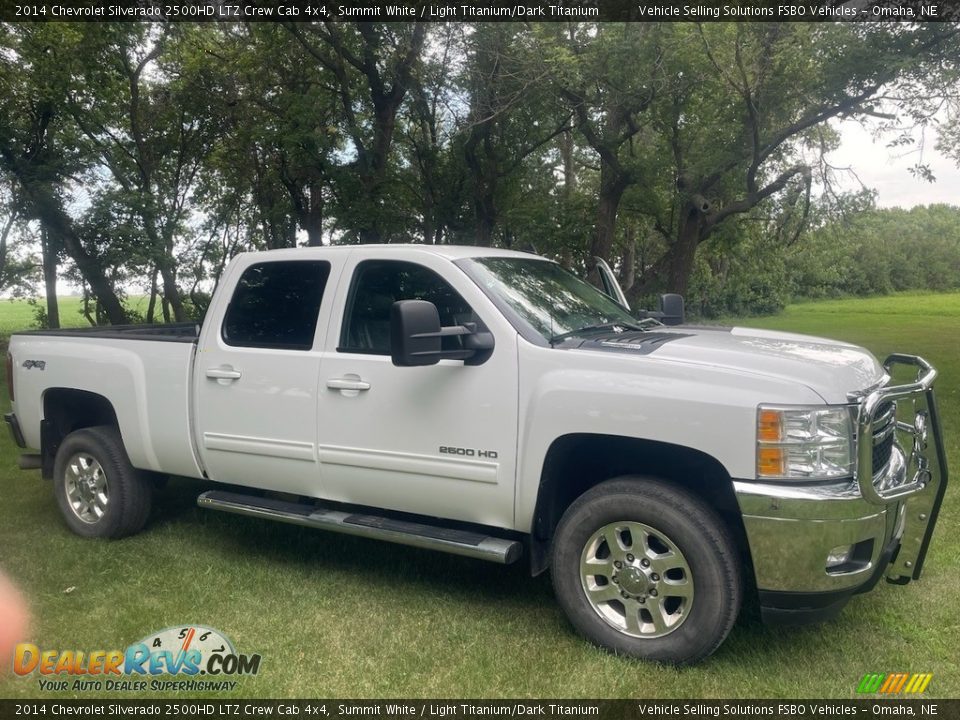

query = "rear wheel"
[551,476,742,664]
[53,426,152,539]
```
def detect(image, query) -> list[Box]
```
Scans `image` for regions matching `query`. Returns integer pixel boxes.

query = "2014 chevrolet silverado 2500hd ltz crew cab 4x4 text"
[4,245,948,664]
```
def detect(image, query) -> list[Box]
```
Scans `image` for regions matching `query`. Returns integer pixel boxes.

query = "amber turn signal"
[757,408,783,442]
[757,447,786,477]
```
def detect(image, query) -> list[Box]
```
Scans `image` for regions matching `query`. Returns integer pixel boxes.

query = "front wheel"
[53,426,153,539]
[551,476,742,664]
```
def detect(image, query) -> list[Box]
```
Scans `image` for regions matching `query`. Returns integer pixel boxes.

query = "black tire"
[551,476,742,665]
[53,426,153,539]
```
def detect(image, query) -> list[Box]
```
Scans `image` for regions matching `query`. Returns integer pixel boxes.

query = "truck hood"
[570,325,886,403]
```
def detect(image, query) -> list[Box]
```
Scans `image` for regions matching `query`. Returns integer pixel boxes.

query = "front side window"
[340,260,479,355]
[222,261,330,350]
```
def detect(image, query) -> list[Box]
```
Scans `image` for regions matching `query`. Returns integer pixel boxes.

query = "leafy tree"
[288,21,427,243]
[0,23,129,324]
[535,23,660,282]
[627,22,960,298]
[452,24,572,247]
[65,24,221,322]
[227,24,339,248]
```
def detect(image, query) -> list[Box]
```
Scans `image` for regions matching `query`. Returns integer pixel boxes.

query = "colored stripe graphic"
[857,673,885,693]
[914,674,933,693]
[858,672,932,694]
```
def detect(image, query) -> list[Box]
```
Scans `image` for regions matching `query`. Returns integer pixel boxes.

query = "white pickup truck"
[5,245,948,664]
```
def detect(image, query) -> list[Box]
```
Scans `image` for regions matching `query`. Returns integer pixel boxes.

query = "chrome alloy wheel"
[64,452,109,525]
[579,521,694,638]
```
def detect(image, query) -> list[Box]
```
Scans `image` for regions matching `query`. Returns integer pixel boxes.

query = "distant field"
[0,296,151,337]
[734,291,960,366]
[0,292,957,699]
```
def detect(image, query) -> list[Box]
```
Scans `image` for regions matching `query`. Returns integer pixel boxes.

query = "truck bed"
[8,328,203,479]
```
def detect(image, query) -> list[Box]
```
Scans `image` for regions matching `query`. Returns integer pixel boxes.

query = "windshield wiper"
[550,321,646,345]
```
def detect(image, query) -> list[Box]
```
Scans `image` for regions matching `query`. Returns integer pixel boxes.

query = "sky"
[828,119,960,209]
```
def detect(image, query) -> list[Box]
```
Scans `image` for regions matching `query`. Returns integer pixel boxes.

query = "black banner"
[1,0,959,23]
[0,700,955,720]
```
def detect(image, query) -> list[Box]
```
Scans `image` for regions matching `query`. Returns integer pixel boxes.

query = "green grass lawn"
[0,293,957,699]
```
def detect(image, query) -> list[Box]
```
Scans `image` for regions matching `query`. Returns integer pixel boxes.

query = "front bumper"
[734,354,948,623]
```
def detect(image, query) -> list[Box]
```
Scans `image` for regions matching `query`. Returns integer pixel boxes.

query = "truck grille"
[871,401,896,477]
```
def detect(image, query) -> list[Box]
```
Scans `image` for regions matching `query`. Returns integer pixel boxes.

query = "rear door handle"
[206,366,242,381]
[326,377,371,392]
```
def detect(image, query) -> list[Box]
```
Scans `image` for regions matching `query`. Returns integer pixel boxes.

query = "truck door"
[193,257,336,497]
[316,256,518,529]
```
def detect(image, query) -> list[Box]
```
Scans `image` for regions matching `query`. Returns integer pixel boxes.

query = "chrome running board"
[197,490,522,565]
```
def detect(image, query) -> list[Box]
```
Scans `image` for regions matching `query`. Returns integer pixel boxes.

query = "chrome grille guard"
[855,354,948,582]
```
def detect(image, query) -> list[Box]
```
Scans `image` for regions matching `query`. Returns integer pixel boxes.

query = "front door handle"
[326,377,371,392]
[206,366,242,381]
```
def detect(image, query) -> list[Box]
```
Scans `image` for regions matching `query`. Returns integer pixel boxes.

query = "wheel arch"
[528,433,750,577]
[40,388,120,479]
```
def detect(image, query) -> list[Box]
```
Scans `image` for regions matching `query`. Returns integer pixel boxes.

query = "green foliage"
[27,297,50,330]
[683,202,960,318]
[790,204,960,299]
[688,222,790,318]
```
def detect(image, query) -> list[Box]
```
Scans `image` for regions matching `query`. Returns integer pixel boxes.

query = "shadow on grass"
[149,475,813,668]
[151,476,556,605]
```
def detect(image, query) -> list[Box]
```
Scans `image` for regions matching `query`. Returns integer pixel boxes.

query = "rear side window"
[222,261,330,350]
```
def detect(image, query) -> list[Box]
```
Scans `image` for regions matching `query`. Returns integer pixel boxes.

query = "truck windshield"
[461,257,639,344]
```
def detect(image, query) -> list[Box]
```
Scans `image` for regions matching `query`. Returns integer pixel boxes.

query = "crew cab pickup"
[5,245,948,664]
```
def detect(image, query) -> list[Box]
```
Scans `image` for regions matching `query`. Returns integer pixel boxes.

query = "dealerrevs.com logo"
[13,625,261,692]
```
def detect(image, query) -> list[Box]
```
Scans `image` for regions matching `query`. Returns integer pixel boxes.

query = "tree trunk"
[422,213,435,246]
[302,183,324,247]
[474,193,496,247]
[9,174,127,324]
[146,266,159,324]
[50,226,125,324]
[358,226,382,244]
[80,287,95,326]
[620,225,637,294]
[0,212,15,288]
[158,259,186,322]
[559,130,577,199]
[357,164,386,244]
[305,225,323,247]
[307,183,324,246]
[0,136,127,322]
[353,112,398,245]
[463,125,497,247]
[41,227,60,329]
[145,219,187,322]
[587,163,628,285]
[666,210,702,297]
[288,181,324,247]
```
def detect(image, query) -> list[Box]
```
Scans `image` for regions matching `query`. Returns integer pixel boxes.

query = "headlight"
[756,405,854,480]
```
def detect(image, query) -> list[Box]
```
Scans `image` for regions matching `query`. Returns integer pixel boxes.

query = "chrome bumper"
[735,354,948,595]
